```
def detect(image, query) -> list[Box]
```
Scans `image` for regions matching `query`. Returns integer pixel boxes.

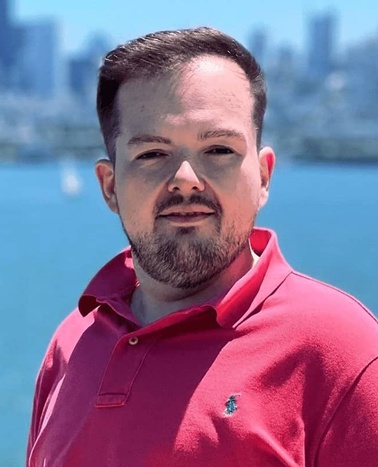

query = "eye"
[137,151,167,160]
[205,146,234,155]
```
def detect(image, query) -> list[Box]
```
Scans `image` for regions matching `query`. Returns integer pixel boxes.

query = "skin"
[96,55,275,325]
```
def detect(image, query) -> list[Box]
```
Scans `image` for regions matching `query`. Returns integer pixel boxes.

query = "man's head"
[97,27,267,163]
[95,27,275,291]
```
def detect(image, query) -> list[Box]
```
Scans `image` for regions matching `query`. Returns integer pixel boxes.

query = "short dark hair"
[97,27,267,162]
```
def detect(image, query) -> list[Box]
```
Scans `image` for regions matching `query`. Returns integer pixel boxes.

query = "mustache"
[155,194,222,216]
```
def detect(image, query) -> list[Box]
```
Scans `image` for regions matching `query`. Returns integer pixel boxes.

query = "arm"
[26,339,66,464]
[316,357,378,466]
[27,366,46,461]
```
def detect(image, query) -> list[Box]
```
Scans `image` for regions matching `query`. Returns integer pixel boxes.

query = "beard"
[127,225,252,289]
[119,192,256,289]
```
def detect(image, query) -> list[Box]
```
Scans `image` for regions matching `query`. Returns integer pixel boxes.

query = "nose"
[167,160,205,194]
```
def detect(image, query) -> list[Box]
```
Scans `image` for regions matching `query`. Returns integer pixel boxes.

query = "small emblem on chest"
[224,394,240,416]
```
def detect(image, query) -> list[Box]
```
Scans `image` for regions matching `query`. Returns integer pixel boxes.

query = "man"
[27,27,378,466]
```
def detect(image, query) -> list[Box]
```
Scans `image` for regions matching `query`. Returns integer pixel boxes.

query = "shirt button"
[128,336,139,345]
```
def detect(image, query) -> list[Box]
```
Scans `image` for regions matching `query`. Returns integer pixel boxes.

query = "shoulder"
[269,271,378,375]
[284,270,377,332]
[256,270,378,371]
[257,271,378,460]
[34,308,96,405]
[28,309,94,450]
[44,308,95,368]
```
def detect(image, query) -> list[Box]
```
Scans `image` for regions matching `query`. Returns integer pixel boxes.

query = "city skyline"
[14,0,378,55]
[1,0,378,164]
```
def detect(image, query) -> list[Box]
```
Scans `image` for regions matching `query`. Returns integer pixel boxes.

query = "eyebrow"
[198,129,245,141]
[127,134,172,146]
[127,129,245,147]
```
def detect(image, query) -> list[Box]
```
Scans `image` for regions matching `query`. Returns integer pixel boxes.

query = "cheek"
[225,173,261,218]
[114,175,160,230]
[235,168,261,199]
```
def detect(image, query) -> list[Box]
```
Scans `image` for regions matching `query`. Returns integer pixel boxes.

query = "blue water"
[1,161,377,466]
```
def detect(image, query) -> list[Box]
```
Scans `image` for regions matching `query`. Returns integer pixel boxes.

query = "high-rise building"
[0,0,16,87]
[307,12,337,80]
[0,0,11,66]
[16,19,61,98]
[248,29,268,68]
[68,56,96,102]
[68,33,110,103]
[345,36,378,119]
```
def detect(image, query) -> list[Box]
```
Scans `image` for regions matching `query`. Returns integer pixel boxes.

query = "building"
[16,19,61,98]
[248,29,268,68]
[68,33,110,103]
[0,0,17,88]
[307,12,337,80]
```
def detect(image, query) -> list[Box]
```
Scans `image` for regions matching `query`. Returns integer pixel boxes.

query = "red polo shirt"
[27,228,378,466]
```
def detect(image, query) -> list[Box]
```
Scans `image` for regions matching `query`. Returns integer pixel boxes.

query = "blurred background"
[1,0,378,465]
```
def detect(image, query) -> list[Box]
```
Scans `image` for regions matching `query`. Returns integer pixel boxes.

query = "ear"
[258,146,275,209]
[95,159,119,214]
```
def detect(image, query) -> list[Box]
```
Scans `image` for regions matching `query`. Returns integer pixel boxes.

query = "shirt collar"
[78,228,292,328]
[78,249,137,318]
[213,228,292,328]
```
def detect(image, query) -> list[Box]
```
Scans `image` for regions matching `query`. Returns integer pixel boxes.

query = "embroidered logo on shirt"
[224,394,240,416]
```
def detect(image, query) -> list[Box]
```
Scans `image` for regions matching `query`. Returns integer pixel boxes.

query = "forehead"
[116,56,254,131]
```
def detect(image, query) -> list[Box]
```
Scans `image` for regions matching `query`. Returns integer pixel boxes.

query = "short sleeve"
[317,357,378,466]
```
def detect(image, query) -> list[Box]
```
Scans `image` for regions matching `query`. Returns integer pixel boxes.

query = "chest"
[30,325,323,467]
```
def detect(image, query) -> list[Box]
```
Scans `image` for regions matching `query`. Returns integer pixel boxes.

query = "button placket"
[96,334,158,408]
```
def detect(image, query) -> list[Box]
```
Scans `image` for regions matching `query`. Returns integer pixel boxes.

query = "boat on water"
[60,162,83,197]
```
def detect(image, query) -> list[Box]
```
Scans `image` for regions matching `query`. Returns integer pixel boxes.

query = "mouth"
[157,211,215,224]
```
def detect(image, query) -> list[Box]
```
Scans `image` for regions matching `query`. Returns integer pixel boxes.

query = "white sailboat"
[60,160,83,197]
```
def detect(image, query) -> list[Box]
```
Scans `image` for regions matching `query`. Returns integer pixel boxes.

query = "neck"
[130,244,259,326]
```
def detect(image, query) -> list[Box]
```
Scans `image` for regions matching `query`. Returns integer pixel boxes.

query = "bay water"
[1,161,377,466]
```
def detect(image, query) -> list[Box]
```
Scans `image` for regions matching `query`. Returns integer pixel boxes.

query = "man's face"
[96,56,274,289]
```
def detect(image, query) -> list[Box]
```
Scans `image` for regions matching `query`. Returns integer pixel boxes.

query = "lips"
[160,211,213,218]
[157,209,215,223]
[158,206,215,217]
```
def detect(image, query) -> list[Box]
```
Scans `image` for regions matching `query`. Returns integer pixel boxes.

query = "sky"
[14,0,378,55]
